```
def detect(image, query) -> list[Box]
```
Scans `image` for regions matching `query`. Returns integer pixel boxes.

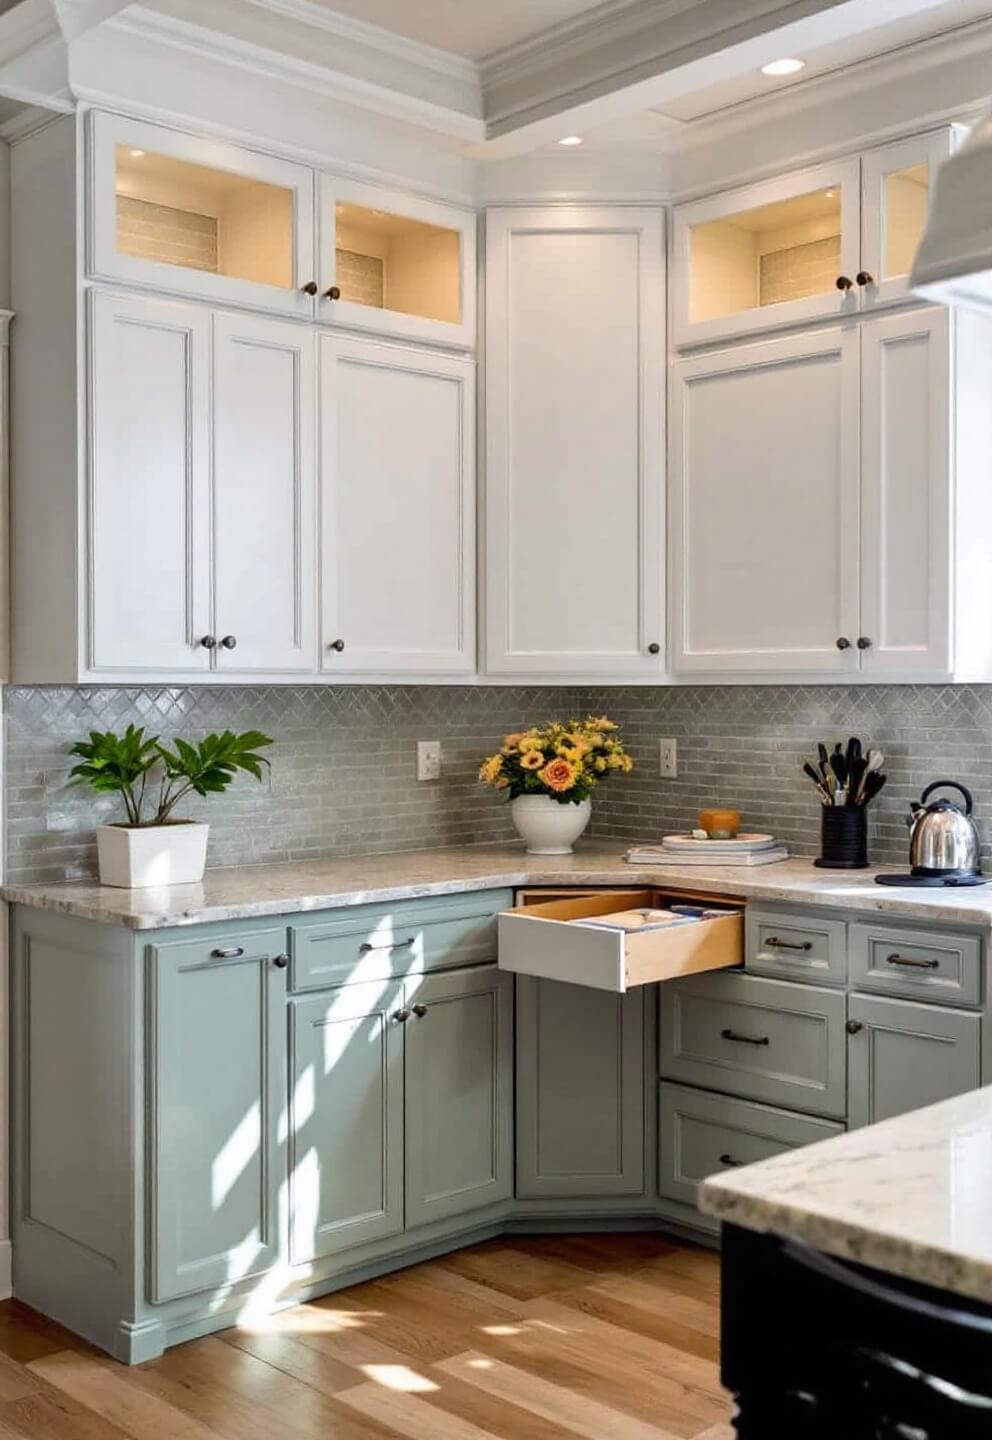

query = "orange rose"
[540,758,577,793]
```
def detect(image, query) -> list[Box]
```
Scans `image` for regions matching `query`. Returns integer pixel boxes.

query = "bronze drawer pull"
[211,946,244,959]
[886,953,939,970]
[359,937,415,955]
[719,1153,744,1167]
[765,937,813,953]
[412,1003,428,1018]
[721,1027,770,1047]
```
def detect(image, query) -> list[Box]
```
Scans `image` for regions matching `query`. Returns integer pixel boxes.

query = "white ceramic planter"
[511,795,592,855]
[96,822,210,888]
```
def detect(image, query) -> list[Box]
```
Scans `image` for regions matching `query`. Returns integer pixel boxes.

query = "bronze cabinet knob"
[220,635,237,650]
[200,635,217,649]
[836,275,854,291]
[856,271,874,287]
[328,639,345,653]
[323,285,342,301]
[301,281,319,296]
[836,637,851,650]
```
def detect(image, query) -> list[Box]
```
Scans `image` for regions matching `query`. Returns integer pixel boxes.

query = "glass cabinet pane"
[689,187,843,324]
[882,163,930,280]
[334,201,462,325]
[115,146,295,289]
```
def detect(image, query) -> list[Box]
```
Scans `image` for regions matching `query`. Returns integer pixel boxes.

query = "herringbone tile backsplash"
[5,683,992,883]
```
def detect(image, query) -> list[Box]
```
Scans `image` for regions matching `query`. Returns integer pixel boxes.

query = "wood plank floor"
[0,1235,735,1439]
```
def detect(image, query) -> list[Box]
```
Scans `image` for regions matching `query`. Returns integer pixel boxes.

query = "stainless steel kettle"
[908,781,981,878]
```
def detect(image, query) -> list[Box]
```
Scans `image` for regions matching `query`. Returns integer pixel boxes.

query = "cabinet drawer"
[746,909,847,986]
[499,889,743,994]
[659,972,847,1118]
[289,890,511,991]
[658,1082,844,1207]
[849,923,982,1007]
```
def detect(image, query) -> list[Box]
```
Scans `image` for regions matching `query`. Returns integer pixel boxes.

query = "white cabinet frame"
[88,111,317,319]
[318,176,476,349]
[860,129,959,311]
[673,159,861,349]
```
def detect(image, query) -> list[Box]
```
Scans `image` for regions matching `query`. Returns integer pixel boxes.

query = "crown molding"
[481,0,849,135]
[107,0,484,140]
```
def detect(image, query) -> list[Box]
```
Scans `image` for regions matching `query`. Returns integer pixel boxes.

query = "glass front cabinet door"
[89,112,318,317]
[673,159,862,347]
[318,177,476,349]
[860,129,958,308]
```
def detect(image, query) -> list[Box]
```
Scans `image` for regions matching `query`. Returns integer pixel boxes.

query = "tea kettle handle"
[920,779,974,814]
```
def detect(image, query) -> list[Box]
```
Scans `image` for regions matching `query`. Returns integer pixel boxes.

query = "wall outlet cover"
[659,738,678,779]
[417,740,442,781]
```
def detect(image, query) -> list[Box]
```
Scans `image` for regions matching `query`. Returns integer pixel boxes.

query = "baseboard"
[0,1240,13,1300]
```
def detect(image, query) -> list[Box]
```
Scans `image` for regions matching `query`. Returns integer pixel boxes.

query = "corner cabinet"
[483,206,666,679]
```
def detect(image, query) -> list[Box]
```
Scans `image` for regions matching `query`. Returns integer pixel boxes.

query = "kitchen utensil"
[829,746,848,802]
[854,749,884,804]
[817,742,832,787]
[860,771,886,806]
[803,762,832,805]
[846,755,868,804]
[698,808,741,839]
[845,737,862,775]
[906,780,981,878]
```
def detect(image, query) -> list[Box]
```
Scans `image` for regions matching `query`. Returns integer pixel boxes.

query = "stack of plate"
[625,834,788,866]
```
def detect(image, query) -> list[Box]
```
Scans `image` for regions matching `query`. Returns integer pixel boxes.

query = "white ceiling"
[652,0,992,123]
[311,0,623,62]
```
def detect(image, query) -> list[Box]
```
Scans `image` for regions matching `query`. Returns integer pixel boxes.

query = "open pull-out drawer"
[499,889,744,993]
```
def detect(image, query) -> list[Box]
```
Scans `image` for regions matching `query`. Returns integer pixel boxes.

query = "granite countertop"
[700,1086,992,1304]
[6,843,992,930]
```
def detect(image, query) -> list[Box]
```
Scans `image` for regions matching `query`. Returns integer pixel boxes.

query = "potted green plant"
[69,724,273,887]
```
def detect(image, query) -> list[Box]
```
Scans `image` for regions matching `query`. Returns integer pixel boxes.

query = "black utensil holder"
[815,806,868,870]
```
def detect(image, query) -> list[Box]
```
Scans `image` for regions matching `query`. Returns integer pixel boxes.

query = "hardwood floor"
[0,1235,734,1439]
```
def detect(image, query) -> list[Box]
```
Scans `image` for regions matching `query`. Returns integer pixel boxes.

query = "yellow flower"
[503,732,525,750]
[478,754,503,785]
[540,758,577,793]
[594,756,607,773]
[556,732,589,762]
[520,750,544,770]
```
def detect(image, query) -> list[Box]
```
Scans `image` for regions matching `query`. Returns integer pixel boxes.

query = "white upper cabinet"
[484,206,665,678]
[671,328,861,675]
[859,306,950,676]
[673,159,861,349]
[860,131,957,310]
[213,313,317,673]
[319,335,475,675]
[318,177,476,349]
[89,112,317,318]
[88,291,212,674]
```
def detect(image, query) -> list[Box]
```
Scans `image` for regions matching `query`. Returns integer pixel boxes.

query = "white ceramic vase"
[510,795,592,855]
[96,822,210,888]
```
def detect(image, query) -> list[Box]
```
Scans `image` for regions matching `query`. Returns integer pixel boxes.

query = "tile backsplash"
[6,683,992,883]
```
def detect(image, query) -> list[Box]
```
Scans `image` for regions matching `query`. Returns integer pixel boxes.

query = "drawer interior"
[500,888,744,993]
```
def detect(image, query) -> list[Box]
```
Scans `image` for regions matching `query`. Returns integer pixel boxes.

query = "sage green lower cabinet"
[149,930,288,1301]
[289,979,405,1263]
[847,993,981,1128]
[405,966,514,1227]
[659,1083,844,1207]
[515,976,645,1199]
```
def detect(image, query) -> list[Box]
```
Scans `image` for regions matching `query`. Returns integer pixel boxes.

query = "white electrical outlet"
[417,740,442,781]
[659,738,678,779]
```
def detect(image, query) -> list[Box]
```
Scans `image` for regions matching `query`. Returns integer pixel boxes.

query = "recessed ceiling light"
[760,57,806,77]
[558,135,583,147]
[128,148,146,158]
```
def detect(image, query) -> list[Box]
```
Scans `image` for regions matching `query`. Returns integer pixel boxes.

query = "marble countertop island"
[5,843,992,930]
[701,1085,992,1304]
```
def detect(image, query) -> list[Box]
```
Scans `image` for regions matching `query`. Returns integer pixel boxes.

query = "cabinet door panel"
[89,291,211,673]
[848,993,980,1129]
[320,336,474,674]
[213,313,317,672]
[89,112,316,318]
[289,981,404,1262]
[861,130,956,310]
[148,930,287,1301]
[485,207,664,676]
[405,966,513,1227]
[671,328,861,674]
[516,976,644,1198]
[860,307,950,675]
